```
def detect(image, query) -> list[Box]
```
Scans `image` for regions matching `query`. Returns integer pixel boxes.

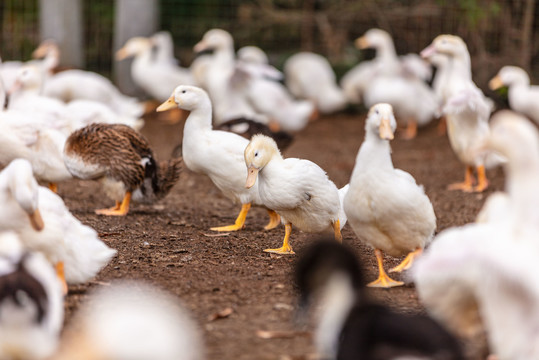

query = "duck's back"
[64,123,151,190]
[259,158,340,232]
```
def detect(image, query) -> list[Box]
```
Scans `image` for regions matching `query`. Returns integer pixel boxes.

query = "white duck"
[414,111,539,359]
[32,40,144,118]
[236,46,316,132]
[0,159,117,289]
[8,64,72,135]
[489,66,539,124]
[193,29,267,125]
[284,52,348,114]
[10,64,144,133]
[0,74,71,192]
[156,85,280,232]
[421,34,495,192]
[354,29,438,139]
[116,35,196,102]
[0,232,64,360]
[343,104,436,287]
[151,31,179,66]
[53,281,203,360]
[244,134,348,254]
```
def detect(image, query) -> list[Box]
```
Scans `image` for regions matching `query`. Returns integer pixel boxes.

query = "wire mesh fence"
[0,0,538,86]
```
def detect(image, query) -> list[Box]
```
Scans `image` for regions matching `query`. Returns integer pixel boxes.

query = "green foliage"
[436,0,501,27]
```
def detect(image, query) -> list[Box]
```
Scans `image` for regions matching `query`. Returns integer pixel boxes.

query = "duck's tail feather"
[137,156,183,203]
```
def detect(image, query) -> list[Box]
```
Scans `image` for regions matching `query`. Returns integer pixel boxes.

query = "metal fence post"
[38,0,84,68]
[113,0,159,95]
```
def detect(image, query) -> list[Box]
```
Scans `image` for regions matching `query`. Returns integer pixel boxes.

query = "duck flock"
[0,25,538,360]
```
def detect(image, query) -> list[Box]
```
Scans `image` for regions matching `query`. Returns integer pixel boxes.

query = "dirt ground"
[59,110,504,360]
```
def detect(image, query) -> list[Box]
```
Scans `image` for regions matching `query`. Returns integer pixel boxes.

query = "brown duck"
[63,123,182,216]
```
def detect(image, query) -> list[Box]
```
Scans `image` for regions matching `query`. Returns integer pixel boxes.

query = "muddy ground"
[60,110,504,360]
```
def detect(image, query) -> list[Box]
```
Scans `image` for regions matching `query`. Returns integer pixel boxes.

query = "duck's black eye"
[375,109,379,114]
[254,151,259,157]
[182,90,186,94]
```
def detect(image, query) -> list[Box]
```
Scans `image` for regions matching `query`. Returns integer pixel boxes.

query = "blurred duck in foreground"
[414,111,539,360]
[284,52,348,114]
[0,231,64,360]
[296,241,464,360]
[0,159,117,291]
[489,65,539,125]
[53,281,203,360]
[244,134,348,254]
[63,123,182,216]
[157,85,281,232]
[421,34,497,192]
[344,104,436,287]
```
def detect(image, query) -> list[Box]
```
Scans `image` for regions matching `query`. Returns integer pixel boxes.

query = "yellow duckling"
[244,134,348,254]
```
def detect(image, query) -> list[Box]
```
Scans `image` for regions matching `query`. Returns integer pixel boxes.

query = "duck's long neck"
[376,41,399,70]
[183,99,214,137]
[448,51,472,80]
[355,133,394,172]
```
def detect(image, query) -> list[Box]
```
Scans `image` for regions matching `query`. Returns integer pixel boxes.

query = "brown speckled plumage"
[64,123,182,203]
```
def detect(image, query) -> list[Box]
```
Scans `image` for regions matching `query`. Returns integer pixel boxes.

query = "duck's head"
[489,66,529,90]
[151,31,173,49]
[237,46,268,65]
[115,37,152,61]
[156,85,210,112]
[480,110,539,165]
[9,65,43,95]
[421,35,466,59]
[355,28,392,50]
[193,28,233,54]
[365,103,396,140]
[32,39,59,59]
[244,134,281,189]
[5,159,44,231]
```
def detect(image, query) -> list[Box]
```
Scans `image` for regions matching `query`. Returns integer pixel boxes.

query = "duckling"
[63,123,182,216]
[53,281,203,360]
[244,134,348,254]
[156,85,280,232]
[489,66,539,125]
[343,104,436,287]
[0,231,64,360]
[296,240,464,360]
[0,159,116,291]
